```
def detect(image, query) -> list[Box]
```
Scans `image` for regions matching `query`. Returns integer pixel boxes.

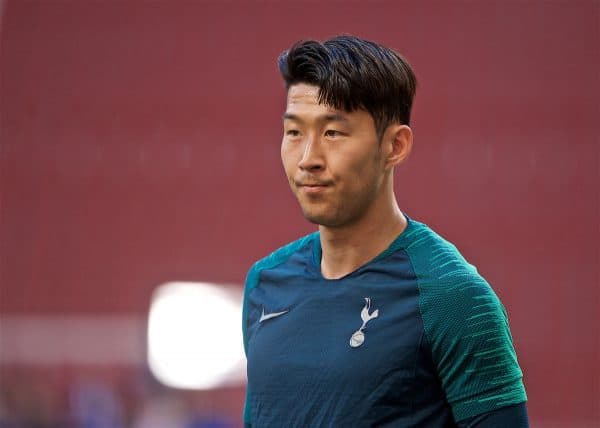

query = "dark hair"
[278,35,417,139]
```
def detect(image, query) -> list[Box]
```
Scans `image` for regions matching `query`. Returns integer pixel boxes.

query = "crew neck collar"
[310,214,416,280]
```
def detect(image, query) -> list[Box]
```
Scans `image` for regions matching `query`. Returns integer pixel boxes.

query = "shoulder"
[400,218,480,285]
[401,219,503,326]
[401,219,505,345]
[401,219,526,421]
[242,232,317,356]
[244,232,318,293]
[398,219,496,317]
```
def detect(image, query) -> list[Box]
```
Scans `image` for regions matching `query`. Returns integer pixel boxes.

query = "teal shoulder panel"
[241,232,318,426]
[403,220,526,422]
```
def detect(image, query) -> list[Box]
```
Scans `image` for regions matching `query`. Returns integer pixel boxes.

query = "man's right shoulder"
[244,232,318,291]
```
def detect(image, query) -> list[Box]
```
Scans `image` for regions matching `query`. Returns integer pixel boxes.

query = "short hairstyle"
[278,35,417,139]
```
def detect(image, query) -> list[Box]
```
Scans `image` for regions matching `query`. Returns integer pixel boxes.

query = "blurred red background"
[1,1,598,427]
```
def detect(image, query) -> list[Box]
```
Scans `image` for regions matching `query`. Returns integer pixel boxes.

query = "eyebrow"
[282,113,350,123]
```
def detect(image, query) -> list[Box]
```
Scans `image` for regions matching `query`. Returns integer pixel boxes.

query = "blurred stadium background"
[0,1,598,427]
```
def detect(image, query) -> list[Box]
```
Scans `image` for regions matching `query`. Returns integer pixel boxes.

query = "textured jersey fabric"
[242,216,527,427]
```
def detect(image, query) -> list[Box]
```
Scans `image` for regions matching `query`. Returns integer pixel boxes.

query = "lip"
[297,183,330,194]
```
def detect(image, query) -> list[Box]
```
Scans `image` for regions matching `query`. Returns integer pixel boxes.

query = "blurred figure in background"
[69,379,125,428]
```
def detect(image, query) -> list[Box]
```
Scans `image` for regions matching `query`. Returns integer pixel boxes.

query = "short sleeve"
[242,263,260,426]
[457,402,529,427]
[418,270,527,422]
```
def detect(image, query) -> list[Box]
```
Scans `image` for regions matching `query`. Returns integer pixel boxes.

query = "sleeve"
[243,392,252,428]
[242,263,260,427]
[457,402,529,427]
[418,270,528,423]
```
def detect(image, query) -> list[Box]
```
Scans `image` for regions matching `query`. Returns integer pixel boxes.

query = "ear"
[383,124,413,170]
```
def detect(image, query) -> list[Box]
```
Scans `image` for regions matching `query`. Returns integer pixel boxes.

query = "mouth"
[296,181,332,194]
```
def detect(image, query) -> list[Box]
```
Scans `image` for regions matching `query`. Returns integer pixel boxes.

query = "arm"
[243,393,252,428]
[457,402,529,428]
[418,269,528,423]
[242,264,260,428]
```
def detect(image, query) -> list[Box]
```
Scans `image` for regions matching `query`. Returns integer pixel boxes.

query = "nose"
[297,134,325,172]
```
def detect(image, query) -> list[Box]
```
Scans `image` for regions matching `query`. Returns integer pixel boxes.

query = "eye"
[324,129,343,138]
[285,129,301,137]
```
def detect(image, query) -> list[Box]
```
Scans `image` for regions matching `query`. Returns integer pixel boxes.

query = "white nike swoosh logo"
[259,308,289,323]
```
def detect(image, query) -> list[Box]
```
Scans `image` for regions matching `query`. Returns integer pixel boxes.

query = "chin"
[302,209,344,228]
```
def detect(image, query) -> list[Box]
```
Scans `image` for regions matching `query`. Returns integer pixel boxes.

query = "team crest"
[349,298,379,348]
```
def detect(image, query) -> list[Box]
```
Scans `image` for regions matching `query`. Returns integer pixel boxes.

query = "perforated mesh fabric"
[394,221,527,421]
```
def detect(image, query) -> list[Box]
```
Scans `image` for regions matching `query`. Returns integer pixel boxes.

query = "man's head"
[279,36,416,228]
[278,35,416,140]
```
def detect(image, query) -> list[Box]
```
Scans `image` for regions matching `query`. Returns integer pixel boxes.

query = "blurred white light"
[147,282,245,390]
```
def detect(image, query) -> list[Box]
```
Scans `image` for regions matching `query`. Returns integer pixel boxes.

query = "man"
[242,35,528,427]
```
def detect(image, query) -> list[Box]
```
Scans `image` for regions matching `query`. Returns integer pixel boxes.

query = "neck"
[318,190,407,280]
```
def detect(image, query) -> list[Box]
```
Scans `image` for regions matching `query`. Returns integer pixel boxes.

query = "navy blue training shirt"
[242,217,527,427]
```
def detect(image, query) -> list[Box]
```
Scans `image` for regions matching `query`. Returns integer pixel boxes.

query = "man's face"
[281,83,387,228]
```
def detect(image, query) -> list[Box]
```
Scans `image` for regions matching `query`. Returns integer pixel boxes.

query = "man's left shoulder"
[402,219,487,292]
[405,219,505,322]
[406,221,527,422]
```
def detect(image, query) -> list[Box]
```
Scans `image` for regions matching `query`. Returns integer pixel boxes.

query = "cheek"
[281,142,296,176]
[333,148,380,181]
